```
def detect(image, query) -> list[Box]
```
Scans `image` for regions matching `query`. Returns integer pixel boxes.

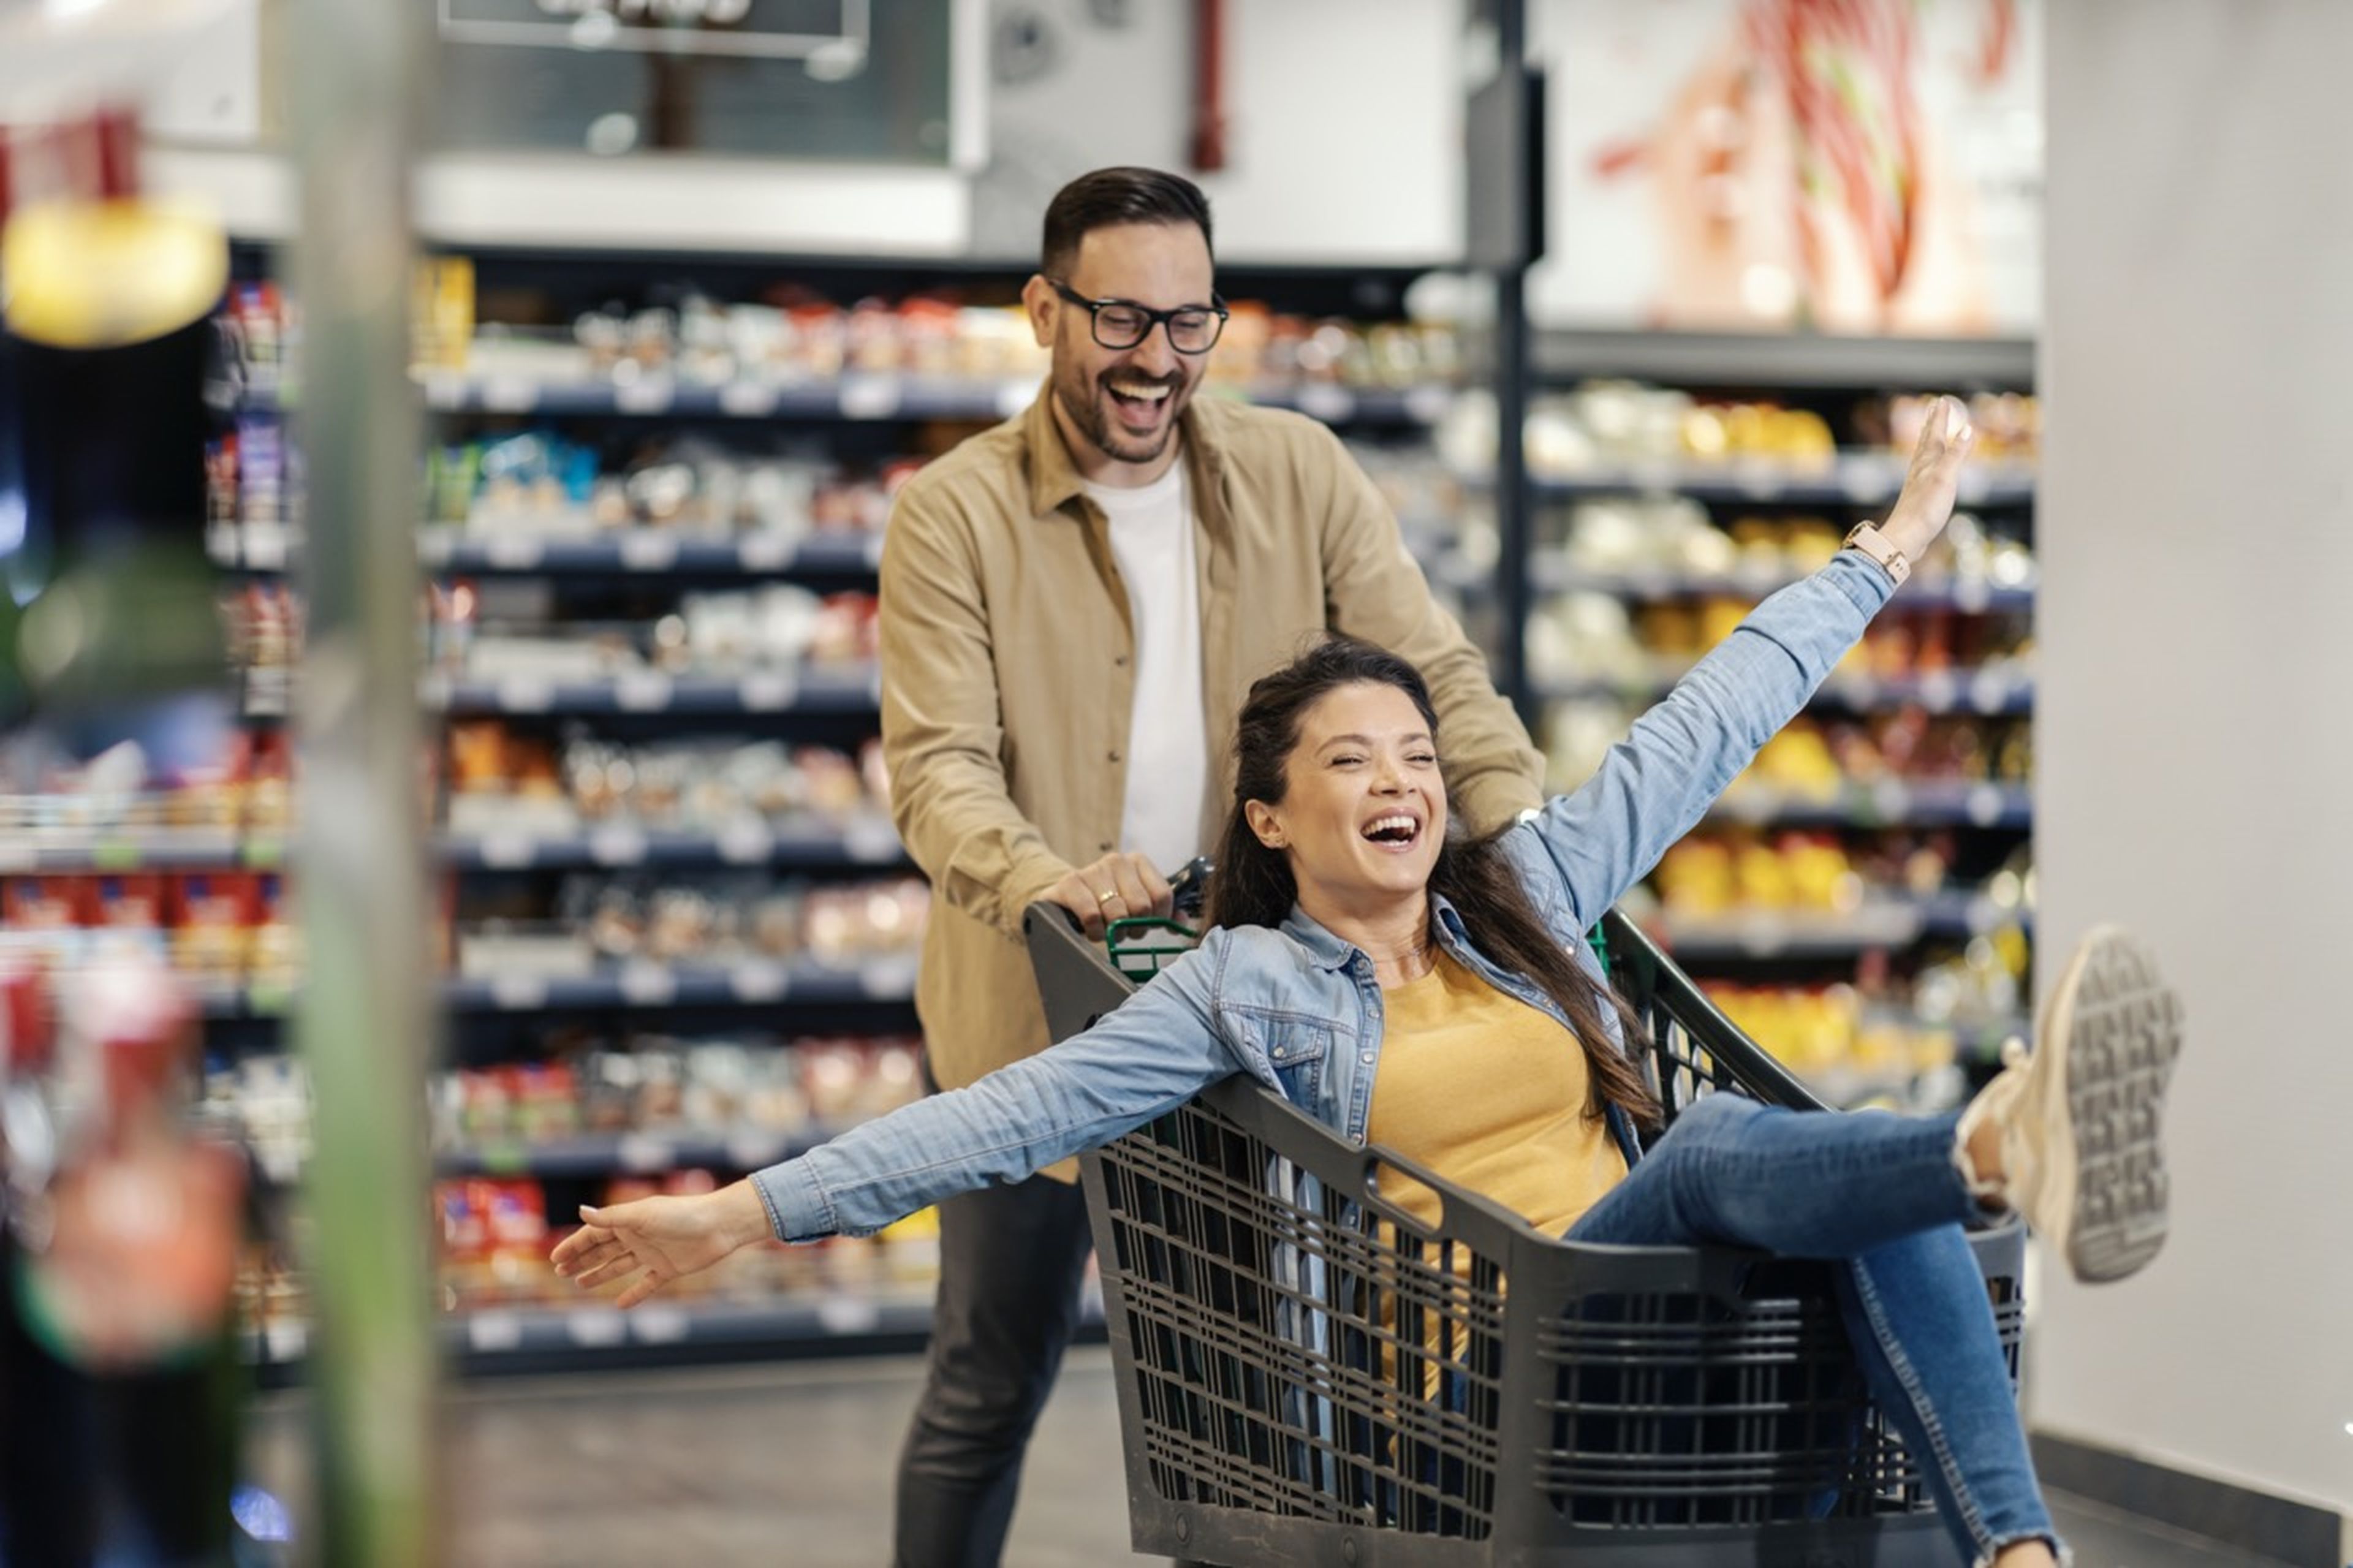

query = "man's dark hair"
[1040,167,1214,277]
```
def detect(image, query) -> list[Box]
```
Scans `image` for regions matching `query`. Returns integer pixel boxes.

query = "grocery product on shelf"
[221,270,1466,404]
[1544,496,2035,593]
[1436,381,2040,488]
[1648,827,2033,920]
[453,871,924,983]
[445,728,890,839]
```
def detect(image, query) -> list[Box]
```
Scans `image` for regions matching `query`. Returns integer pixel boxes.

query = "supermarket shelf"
[1648,892,2032,960]
[248,373,1457,426]
[248,1290,1106,1382]
[444,953,919,1014]
[436,1123,847,1180]
[439,814,904,872]
[1514,453,2036,509]
[0,828,287,873]
[1533,328,2037,390]
[1530,556,2037,613]
[243,1293,941,1384]
[212,526,887,580]
[1538,665,2034,717]
[425,664,881,718]
[0,819,905,875]
[198,953,919,1021]
[1706,781,2033,832]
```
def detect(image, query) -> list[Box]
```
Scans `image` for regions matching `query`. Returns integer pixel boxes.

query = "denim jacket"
[751,552,1895,1243]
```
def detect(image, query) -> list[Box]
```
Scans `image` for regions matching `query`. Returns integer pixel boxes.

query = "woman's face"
[1247,681,1450,917]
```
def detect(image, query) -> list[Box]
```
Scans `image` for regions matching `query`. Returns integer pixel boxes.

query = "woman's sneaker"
[1962,926,2184,1282]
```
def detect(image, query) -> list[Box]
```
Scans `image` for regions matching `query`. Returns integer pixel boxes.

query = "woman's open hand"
[1878,394,1977,565]
[549,1180,773,1309]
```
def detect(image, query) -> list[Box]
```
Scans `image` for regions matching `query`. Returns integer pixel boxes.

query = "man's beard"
[1054,362,1187,466]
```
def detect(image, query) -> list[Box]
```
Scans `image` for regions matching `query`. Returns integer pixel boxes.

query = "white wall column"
[2036,0,2353,1526]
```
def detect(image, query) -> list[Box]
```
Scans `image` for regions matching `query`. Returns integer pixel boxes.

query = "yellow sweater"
[1366,951,1628,1240]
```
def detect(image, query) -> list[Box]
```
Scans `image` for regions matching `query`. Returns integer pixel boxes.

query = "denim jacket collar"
[1276,893,1472,974]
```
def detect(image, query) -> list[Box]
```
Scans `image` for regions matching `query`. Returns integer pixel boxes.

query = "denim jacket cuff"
[749,1159,838,1242]
[1823,545,1900,616]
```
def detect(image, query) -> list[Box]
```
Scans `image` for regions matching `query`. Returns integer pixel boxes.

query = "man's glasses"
[1047,279,1228,354]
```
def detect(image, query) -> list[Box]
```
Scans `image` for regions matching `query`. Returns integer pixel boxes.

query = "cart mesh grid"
[1099,1104,1510,1537]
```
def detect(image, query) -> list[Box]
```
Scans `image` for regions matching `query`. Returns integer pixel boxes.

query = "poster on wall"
[1533,0,2040,336]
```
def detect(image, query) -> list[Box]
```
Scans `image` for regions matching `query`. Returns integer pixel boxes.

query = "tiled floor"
[248,1349,2290,1566]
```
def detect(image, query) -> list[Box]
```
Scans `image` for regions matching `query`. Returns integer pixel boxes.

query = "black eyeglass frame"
[1045,278,1230,354]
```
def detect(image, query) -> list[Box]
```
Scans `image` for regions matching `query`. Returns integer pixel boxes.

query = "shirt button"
[1113,655,1129,667]
[1098,841,1113,852]
[1359,1051,1374,1064]
[1108,749,1122,763]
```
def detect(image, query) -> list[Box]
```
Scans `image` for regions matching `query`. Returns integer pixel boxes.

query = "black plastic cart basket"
[1024,903,2023,1567]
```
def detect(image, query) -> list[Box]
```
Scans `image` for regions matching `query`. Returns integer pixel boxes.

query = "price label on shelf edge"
[729,960,790,1004]
[726,1131,788,1170]
[1293,383,1355,424]
[739,671,800,711]
[612,672,675,713]
[563,1308,628,1349]
[588,824,649,866]
[618,532,681,573]
[631,1305,691,1345]
[737,533,793,572]
[719,381,781,419]
[490,974,548,1011]
[613,377,676,415]
[816,1295,883,1336]
[494,675,556,714]
[617,961,678,1007]
[472,831,538,870]
[714,818,776,864]
[616,1132,673,1173]
[466,1309,524,1354]
[479,376,540,415]
[838,376,902,421]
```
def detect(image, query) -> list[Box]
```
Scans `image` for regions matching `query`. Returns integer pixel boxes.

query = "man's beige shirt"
[879,385,1545,1119]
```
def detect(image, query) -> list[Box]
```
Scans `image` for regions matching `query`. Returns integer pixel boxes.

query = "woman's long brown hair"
[1203,635,1662,1132]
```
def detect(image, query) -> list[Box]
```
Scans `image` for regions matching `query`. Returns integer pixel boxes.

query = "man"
[877,165,1544,1566]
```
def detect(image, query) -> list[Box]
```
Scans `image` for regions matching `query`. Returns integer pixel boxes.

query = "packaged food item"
[169,872,258,987]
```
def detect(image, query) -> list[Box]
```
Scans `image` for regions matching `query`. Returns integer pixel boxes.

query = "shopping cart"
[1023,900,2023,1567]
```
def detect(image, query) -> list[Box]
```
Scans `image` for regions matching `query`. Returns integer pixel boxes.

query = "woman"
[552,400,2181,1568]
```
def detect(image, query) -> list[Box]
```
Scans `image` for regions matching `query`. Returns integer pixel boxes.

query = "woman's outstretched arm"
[550,935,1241,1306]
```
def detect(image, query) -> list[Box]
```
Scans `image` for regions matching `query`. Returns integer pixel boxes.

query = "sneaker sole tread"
[2059,934,2183,1282]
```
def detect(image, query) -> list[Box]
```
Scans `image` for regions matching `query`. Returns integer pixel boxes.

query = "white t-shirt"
[1081,461,1207,878]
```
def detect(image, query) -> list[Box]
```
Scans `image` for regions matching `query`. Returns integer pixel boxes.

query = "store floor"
[250,1349,2280,1566]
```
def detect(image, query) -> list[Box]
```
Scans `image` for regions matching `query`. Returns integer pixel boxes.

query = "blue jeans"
[1564,1094,2060,1567]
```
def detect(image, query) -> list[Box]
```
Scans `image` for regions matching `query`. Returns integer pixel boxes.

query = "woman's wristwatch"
[1842,521,1911,586]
